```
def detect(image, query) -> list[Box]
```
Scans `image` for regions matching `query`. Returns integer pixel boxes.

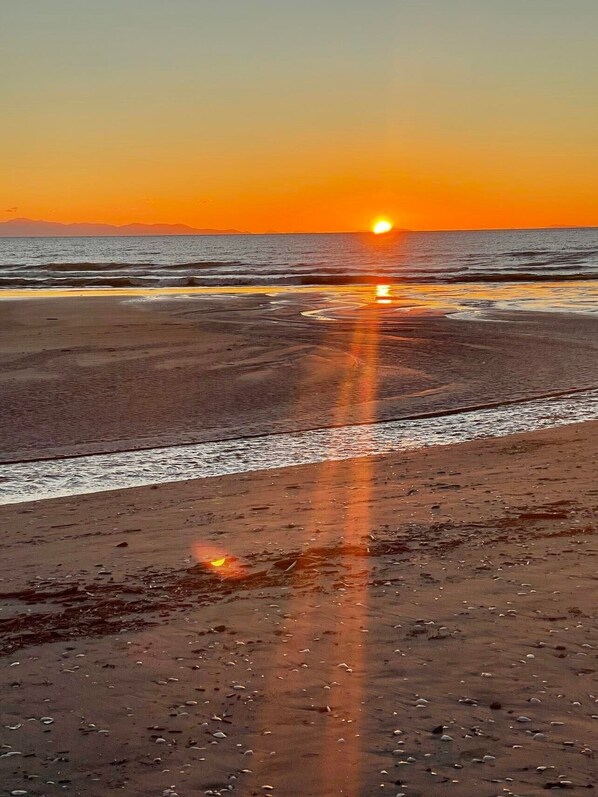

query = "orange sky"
[2,1,597,232]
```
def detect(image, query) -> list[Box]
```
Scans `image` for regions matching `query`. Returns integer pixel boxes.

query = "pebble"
[517,716,531,723]
[440,735,453,742]
[213,731,227,739]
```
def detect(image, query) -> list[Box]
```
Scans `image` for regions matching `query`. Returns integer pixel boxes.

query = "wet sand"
[1,421,598,796]
[1,291,598,461]
[1,290,598,796]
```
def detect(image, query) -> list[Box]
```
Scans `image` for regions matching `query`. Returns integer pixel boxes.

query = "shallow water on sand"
[1,388,597,505]
[3,279,598,318]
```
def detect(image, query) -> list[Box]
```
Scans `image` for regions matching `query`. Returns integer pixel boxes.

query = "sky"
[2,0,597,232]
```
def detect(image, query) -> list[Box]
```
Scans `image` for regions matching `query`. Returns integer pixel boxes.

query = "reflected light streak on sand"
[244,286,383,795]
[320,299,380,796]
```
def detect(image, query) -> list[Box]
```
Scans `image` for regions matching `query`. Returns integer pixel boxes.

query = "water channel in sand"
[1,388,597,505]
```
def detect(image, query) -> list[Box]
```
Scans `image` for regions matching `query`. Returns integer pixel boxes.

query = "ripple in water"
[1,389,597,505]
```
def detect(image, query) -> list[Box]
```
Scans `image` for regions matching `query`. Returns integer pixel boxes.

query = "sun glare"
[210,557,226,567]
[372,219,393,235]
[375,284,392,304]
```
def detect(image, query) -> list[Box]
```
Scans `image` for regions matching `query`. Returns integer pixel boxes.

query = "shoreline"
[0,380,595,466]
[2,388,598,506]
[1,421,597,795]
[0,277,597,301]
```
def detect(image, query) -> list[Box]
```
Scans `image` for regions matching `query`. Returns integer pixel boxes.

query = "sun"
[372,219,393,235]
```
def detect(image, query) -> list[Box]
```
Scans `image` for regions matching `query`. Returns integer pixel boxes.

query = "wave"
[23,259,246,272]
[0,271,596,290]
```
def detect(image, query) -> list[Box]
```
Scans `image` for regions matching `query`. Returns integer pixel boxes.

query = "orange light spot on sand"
[192,543,244,579]
[372,219,393,234]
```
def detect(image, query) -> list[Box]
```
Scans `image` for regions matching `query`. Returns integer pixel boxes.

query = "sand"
[1,422,598,795]
[1,292,598,461]
[1,292,598,795]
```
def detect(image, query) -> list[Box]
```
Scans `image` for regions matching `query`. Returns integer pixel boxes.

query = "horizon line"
[0,216,596,237]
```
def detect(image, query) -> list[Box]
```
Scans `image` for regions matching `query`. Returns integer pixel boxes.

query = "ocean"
[0,227,597,290]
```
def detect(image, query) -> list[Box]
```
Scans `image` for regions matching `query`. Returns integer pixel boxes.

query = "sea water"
[1,388,597,505]
[1,227,597,289]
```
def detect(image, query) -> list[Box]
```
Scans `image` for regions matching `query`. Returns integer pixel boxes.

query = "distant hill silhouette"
[0,218,246,237]
[545,225,596,230]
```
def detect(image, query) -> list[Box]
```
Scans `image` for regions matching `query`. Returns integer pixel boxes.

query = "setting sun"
[372,219,393,235]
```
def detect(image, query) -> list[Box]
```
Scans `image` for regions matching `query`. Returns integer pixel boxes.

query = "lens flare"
[192,543,245,579]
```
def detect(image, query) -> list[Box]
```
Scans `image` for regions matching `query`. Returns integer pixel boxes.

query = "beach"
[1,289,598,795]
[1,290,598,462]
[3,0,598,790]
[1,418,597,796]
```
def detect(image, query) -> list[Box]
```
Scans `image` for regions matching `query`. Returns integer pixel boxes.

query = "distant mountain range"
[0,218,246,237]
